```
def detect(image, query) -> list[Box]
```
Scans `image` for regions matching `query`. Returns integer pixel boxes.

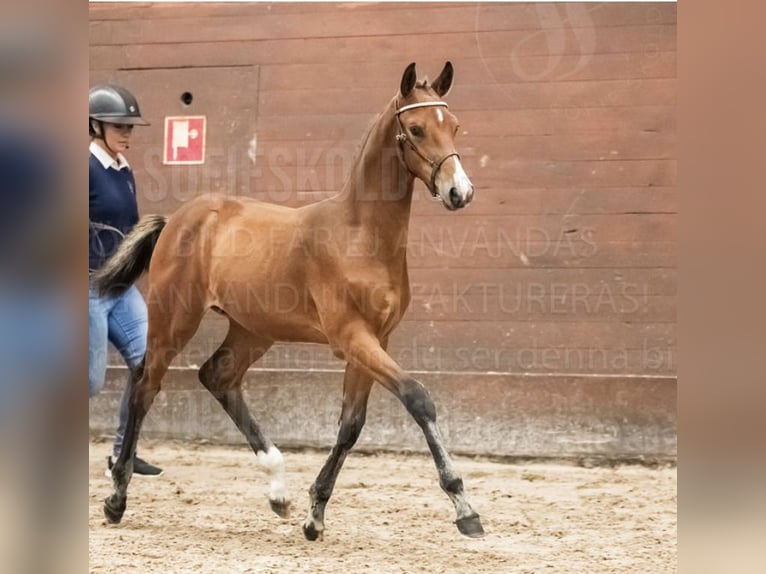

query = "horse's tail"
[92,214,168,297]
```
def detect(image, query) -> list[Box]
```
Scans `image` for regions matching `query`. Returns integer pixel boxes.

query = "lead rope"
[89,221,126,273]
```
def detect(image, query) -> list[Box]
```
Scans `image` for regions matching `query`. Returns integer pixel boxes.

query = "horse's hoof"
[302,521,323,541]
[269,498,292,519]
[103,496,126,524]
[456,514,485,538]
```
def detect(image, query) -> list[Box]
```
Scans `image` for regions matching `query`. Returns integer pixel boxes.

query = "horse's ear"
[432,61,454,97]
[400,62,417,98]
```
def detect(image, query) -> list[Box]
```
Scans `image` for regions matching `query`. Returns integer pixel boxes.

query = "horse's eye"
[409,126,424,138]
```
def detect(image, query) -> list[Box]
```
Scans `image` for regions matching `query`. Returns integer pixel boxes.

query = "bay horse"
[94,62,484,539]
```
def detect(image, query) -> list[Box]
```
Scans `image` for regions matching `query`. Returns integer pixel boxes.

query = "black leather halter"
[395,100,460,199]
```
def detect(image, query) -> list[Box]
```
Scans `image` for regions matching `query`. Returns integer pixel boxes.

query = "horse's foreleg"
[394,377,484,537]
[198,322,290,518]
[345,331,485,538]
[303,363,373,541]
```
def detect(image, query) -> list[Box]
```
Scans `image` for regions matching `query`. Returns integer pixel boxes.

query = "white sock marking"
[257,446,288,501]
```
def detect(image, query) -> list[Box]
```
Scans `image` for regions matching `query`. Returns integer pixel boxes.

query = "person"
[88,85,162,476]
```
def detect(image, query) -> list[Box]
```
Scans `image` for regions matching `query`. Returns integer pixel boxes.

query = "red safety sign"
[163,116,206,165]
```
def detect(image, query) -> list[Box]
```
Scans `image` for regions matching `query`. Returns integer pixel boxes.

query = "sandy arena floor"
[89,440,676,573]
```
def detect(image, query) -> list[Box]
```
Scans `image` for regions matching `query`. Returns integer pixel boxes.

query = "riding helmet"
[89,85,150,127]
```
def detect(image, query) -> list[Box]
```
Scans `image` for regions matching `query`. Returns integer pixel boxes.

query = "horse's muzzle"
[444,187,473,211]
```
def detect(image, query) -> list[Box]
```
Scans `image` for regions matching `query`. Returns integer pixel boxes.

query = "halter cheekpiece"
[394,100,460,199]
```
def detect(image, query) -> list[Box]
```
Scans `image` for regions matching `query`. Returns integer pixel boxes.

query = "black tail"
[92,214,167,297]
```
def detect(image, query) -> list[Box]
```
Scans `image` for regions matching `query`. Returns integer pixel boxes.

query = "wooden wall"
[89,2,677,458]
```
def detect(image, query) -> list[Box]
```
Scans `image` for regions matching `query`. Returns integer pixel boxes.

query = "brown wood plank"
[161,331,675,375]
[255,131,675,166]
[173,315,675,352]
[162,342,677,376]
[475,25,676,61]
[89,2,483,21]
[278,186,678,218]
[423,187,678,215]
[256,79,676,115]
[129,151,677,206]
[89,25,676,70]
[475,3,677,30]
[405,240,676,270]
[465,51,676,85]
[142,153,676,197]
[89,2,676,28]
[406,267,676,296]
[122,107,674,145]
[90,4,676,45]
[251,107,674,140]
[406,213,678,243]
[390,319,676,351]
[473,160,677,189]
[122,103,674,142]
[140,266,676,298]
[90,2,676,26]
[258,52,677,91]
[132,310,676,373]
[133,172,677,218]
[262,344,676,375]
[453,107,675,137]
[289,187,678,216]
[216,158,677,193]
[162,314,675,371]
[132,191,677,269]
[144,160,677,198]
[404,291,676,323]
[459,132,676,162]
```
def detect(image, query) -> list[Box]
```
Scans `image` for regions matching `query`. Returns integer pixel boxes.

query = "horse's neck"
[337,104,415,238]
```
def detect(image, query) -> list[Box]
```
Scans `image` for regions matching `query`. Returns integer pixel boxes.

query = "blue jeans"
[89,284,147,458]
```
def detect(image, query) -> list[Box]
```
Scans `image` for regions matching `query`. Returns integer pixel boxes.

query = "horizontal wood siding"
[92,2,676,384]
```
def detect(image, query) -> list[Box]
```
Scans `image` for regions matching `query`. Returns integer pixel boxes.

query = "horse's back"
[148,194,325,339]
[148,193,302,289]
[170,193,301,221]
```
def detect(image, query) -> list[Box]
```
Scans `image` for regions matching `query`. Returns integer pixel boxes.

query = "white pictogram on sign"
[164,116,206,165]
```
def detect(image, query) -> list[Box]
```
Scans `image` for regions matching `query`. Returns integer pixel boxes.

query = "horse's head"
[395,62,473,211]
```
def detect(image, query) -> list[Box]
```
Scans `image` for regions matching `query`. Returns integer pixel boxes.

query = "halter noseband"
[395,100,460,199]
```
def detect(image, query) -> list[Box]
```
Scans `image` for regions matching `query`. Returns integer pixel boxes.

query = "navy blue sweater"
[89,153,139,271]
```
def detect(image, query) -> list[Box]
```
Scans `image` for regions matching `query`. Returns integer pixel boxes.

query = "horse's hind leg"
[198,320,290,518]
[303,363,373,541]
[104,286,205,524]
[103,358,151,523]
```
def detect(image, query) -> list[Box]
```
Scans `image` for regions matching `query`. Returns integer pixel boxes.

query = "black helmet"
[88,85,150,126]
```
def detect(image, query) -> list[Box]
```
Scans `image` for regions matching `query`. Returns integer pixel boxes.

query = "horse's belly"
[212,280,326,343]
